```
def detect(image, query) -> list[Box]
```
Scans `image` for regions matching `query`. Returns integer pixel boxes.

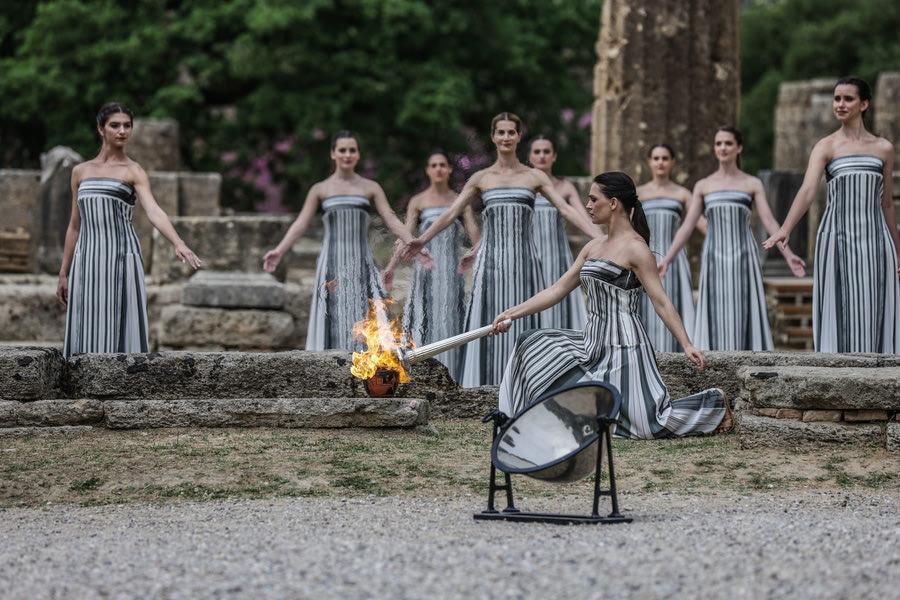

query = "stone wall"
[592,0,740,188]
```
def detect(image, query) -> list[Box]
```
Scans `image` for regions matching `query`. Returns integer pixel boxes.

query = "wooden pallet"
[764,277,814,351]
[0,227,30,272]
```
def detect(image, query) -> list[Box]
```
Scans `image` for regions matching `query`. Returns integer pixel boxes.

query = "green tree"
[0,0,603,211]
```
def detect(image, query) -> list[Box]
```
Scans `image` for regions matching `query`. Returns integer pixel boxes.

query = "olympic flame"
[350,298,413,382]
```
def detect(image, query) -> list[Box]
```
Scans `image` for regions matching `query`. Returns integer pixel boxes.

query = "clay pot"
[364,367,400,397]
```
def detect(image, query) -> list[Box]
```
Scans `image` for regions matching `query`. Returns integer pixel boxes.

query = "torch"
[395,319,512,372]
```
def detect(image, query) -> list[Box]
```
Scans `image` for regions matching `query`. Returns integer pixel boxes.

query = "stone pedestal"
[592,0,740,188]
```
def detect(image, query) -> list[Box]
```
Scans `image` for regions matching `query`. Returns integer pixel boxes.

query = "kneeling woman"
[492,172,732,439]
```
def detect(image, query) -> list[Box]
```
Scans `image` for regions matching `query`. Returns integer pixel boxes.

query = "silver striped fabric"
[638,198,695,352]
[498,258,725,439]
[401,206,466,375]
[693,191,773,351]
[63,178,148,358]
[532,194,588,330]
[815,154,900,352]
[459,187,544,387]
[306,195,386,351]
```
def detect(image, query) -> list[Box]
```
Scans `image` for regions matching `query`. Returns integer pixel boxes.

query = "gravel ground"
[1,491,899,599]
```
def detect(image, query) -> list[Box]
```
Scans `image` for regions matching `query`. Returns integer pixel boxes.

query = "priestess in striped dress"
[659,127,806,351]
[636,144,701,352]
[764,77,900,352]
[382,151,481,375]
[526,136,591,330]
[401,113,601,386]
[494,172,731,438]
[58,103,201,358]
[263,131,429,351]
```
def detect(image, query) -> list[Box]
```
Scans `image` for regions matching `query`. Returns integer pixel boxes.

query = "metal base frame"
[474,410,632,526]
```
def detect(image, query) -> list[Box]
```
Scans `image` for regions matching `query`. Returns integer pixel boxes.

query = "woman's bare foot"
[713,388,733,435]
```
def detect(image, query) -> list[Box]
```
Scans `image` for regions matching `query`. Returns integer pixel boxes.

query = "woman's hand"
[683,344,707,372]
[262,249,283,273]
[762,230,788,251]
[657,258,670,279]
[457,248,477,274]
[786,253,807,278]
[175,242,202,270]
[57,275,68,306]
[491,312,513,335]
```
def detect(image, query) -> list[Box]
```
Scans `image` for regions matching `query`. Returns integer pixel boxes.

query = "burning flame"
[351,298,413,382]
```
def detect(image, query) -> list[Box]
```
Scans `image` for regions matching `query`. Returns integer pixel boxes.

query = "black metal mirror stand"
[474,411,632,525]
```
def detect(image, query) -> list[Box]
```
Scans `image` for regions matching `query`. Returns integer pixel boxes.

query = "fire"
[351,298,413,382]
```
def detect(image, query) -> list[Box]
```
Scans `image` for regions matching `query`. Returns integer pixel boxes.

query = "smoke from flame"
[350,298,413,382]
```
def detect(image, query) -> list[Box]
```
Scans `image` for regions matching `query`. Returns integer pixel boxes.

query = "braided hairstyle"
[593,171,650,245]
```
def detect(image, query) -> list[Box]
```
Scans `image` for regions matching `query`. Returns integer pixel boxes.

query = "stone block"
[802,410,842,422]
[774,78,836,171]
[0,169,41,272]
[887,422,900,452]
[15,399,103,426]
[150,216,301,283]
[133,172,179,274]
[129,119,181,172]
[181,270,285,309]
[776,409,803,420]
[178,172,221,216]
[0,401,16,427]
[0,279,66,342]
[875,73,900,170]
[102,397,428,429]
[38,147,83,274]
[159,305,297,349]
[0,347,63,400]
[65,351,363,400]
[843,410,889,422]
[738,365,900,410]
[739,414,884,450]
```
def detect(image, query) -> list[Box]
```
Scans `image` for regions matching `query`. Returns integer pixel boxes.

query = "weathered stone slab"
[0,347,63,400]
[129,119,181,172]
[887,422,900,453]
[181,271,285,309]
[739,414,884,449]
[656,351,900,413]
[0,280,66,342]
[15,399,103,426]
[150,216,301,283]
[158,305,296,349]
[38,146,83,274]
[66,351,362,400]
[178,172,221,216]
[738,366,900,410]
[0,169,41,273]
[102,397,428,429]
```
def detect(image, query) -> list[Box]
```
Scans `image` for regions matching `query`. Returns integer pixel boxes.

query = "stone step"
[1,397,428,429]
[739,414,890,449]
[738,366,900,410]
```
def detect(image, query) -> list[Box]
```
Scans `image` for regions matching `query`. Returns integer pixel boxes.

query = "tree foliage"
[0,0,603,211]
[740,0,900,173]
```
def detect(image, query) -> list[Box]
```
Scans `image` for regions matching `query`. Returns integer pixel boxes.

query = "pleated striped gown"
[498,258,726,439]
[459,188,544,387]
[638,198,695,352]
[305,195,386,351]
[814,155,900,352]
[693,191,773,351]
[63,178,149,358]
[532,194,587,330]
[401,206,466,376]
